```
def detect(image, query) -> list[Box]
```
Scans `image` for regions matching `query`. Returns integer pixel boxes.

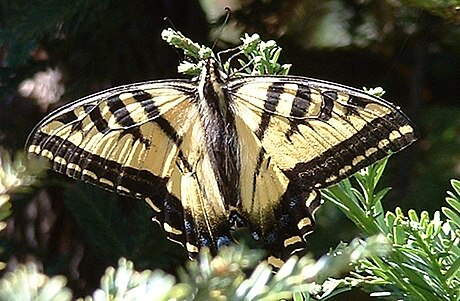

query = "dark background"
[1,0,459,299]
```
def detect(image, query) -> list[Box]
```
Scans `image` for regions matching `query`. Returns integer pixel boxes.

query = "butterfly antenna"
[163,16,178,31]
[211,7,232,50]
[163,17,184,60]
[384,33,410,85]
[228,57,256,77]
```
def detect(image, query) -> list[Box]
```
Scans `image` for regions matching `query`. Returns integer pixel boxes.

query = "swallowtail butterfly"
[27,30,417,267]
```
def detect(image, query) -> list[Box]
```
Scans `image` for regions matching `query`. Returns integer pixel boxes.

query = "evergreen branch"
[0,264,72,301]
[0,240,384,301]
[81,241,382,301]
[0,149,47,271]
[327,160,460,300]
[0,148,47,229]
[323,158,390,236]
[0,148,48,196]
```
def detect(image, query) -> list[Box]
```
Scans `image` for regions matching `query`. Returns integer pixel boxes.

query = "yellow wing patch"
[235,115,290,235]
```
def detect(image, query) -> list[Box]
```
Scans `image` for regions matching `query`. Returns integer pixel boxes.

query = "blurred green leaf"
[0,264,72,301]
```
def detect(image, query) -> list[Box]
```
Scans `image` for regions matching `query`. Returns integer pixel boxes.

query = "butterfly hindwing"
[167,117,233,253]
[233,114,321,263]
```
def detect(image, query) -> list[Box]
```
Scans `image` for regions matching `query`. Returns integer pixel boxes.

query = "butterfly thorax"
[196,58,240,207]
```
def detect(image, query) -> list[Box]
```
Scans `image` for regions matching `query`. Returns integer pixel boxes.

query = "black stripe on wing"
[255,82,284,140]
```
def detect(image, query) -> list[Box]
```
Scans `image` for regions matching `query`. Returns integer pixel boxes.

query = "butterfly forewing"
[228,76,417,190]
[27,80,201,233]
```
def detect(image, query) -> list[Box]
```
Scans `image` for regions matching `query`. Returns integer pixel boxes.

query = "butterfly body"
[27,57,417,266]
[196,59,240,210]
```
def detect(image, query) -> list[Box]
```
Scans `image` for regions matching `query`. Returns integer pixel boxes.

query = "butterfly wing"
[229,76,417,188]
[234,114,321,266]
[26,79,231,255]
[228,76,417,263]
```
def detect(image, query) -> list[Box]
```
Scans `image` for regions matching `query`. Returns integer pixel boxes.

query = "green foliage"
[323,158,391,237]
[0,149,47,223]
[162,29,291,76]
[325,160,460,300]
[0,240,384,301]
[0,264,71,301]
[0,149,47,269]
[80,241,386,301]
[234,33,291,76]
[4,157,460,300]
[414,106,460,212]
[161,28,214,75]
[0,149,47,196]
[0,0,111,63]
[82,257,185,301]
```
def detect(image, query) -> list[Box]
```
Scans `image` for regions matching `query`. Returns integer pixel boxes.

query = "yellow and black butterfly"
[26,32,417,267]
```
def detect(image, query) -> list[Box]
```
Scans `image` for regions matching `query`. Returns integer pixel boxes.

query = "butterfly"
[26,32,417,267]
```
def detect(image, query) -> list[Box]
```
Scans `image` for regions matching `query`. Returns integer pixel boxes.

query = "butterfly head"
[200,57,227,83]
